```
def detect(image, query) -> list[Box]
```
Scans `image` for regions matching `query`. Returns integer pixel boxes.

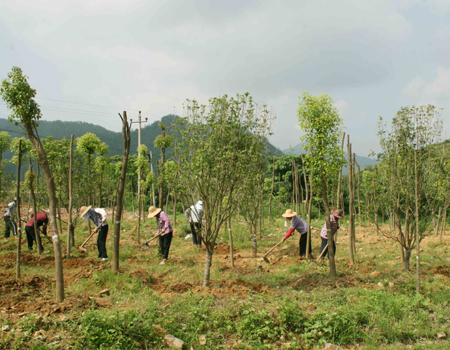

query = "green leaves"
[0,67,42,127]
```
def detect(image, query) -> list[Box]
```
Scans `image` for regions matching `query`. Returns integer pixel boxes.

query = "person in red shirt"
[25,211,48,251]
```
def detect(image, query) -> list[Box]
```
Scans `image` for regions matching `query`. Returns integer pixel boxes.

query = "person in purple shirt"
[148,206,173,265]
[280,209,311,258]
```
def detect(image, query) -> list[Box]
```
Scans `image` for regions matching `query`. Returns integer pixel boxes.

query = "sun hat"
[281,209,297,218]
[79,206,92,218]
[148,206,162,218]
[332,209,344,219]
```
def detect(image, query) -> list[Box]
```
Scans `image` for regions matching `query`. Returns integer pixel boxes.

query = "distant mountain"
[0,116,282,175]
[282,143,378,173]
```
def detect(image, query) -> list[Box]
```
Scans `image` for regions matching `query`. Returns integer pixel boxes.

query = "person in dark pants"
[79,206,109,261]
[184,200,203,247]
[280,209,311,258]
[25,211,48,251]
[320,209,344,259]
[3,198,17,240]
[148,206,173,265]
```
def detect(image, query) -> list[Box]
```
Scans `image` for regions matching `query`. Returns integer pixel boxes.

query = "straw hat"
[332,209,344,219]
[147,206,162,218]
[79,206,92,218]
[281,209,297,218]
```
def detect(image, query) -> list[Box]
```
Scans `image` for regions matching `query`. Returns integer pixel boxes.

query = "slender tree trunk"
[203,245,213,287]
[131,181,135,214]
[336,132,345,209]
[356,161,362,228]
[414,149,420,294]
[440,204,448,243]
[278,172,282,214]
[435,207,442,237]
[67,135,73,257]
[322,174,337,278]
[113,112,131,272]
[347,137,355,265]
[269,157,275,220]
[22,124,64,302]
[15,140,22,280]
[352,153,357,256]
[173,190,177,226]
[228,217,234,268]
[306,163,313,259]
[30,174,42,255]
[137,183,141,244]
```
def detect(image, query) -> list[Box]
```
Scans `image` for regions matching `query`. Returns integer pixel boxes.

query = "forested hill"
[0,115,282,173]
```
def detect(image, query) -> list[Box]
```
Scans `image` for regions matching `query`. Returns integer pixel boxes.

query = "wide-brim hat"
[148,206,162,218]
[79,206,92,218]
[332,209,344,219]
[282,209,297,218]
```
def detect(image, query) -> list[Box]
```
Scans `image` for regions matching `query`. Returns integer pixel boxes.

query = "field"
[1,209,449,350]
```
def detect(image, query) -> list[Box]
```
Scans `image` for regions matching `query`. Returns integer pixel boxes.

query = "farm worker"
[79,206,109,261]
[25,210,48,251]
[184,200,203,247]
[148,206,173,265]
[319,209,344,259]
[280,209,311,257]
[3,197,18,241]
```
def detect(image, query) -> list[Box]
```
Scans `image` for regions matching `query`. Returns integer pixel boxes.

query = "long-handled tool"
[79,224,101,252]
[142,233,159,251]
[263,241,283,263]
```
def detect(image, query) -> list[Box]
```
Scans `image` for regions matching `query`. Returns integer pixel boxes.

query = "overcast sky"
[1,0,449,157]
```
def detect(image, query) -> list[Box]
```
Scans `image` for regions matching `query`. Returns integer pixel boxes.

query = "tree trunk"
[305,159,313,259]
[269,157,275,220]
[173,190,177,226]
[113,112,131,272]
[228,217,234,268]
[67,135,73,257]
[356,161,362,228]
[251,224,257,258]
[137,184,141,244]
[435,207,442,237]
[336,132,346,210]
[440,204,448,243]
[15,140,22,280]
[404,249,412,271]
[414,149,420,294]
[22,124,64,302]
[347,136,355,265]
[322,173,337,278]
[203,246,213,287]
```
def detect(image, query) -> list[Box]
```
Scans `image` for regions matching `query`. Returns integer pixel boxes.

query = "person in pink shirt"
[320,209,344,259]
[148,206,173,265]
[280,209,311,258]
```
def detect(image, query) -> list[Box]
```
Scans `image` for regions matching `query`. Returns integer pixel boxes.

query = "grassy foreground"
[1,211,449,349]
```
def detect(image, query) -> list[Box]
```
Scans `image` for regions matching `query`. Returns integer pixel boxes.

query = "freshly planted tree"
[297,92,343,278]
[375,106,441,274]
[173,93,274,287]
[1,66,64,301]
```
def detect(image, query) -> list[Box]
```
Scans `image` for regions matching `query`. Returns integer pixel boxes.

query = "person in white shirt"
[185,200,203,247]
[79,206,109,261]
[3,198,17,240]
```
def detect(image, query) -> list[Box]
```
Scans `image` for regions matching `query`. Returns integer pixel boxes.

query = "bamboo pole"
[67,135,73,257]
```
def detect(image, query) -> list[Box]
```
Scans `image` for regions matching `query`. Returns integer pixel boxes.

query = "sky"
[1,0,449,157]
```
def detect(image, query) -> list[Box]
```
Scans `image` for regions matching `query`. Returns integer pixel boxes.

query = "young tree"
[297,92,343,278]
[375,106,441,272]
[113,112,131,272]
[1,66,64,301]
[173,93,274,287]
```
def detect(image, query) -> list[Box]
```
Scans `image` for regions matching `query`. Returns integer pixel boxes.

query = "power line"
[35,97,143,112]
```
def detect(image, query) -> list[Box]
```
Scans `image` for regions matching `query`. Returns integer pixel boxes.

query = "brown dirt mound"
[430,265,450,276]
[62,258,93,269]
